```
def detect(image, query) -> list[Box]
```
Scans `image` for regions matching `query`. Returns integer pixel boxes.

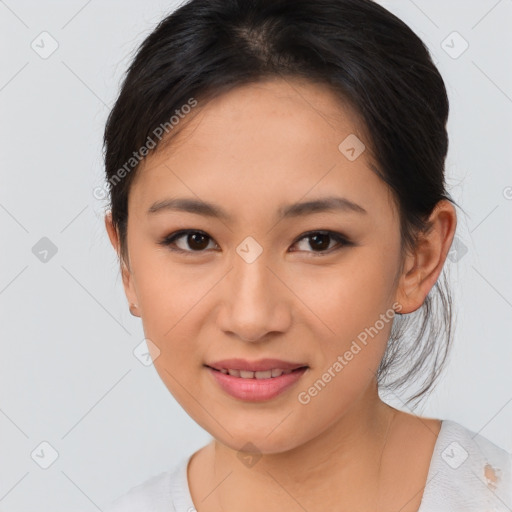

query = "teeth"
[220,368,297,379]
[255,370,272,379]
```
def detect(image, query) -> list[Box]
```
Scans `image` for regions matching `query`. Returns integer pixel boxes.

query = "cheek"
[128,242,204,362]
[293,269,397,430]
[291,245,400,388]
[291,244,399,337]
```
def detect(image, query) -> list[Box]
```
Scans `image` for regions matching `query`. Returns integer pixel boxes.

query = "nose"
[217,252,291,342]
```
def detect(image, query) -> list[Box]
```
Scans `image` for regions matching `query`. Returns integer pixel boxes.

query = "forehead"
[169,77,368,156]
[129,77,396,224]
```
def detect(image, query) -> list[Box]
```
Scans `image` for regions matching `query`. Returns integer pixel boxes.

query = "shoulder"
[420,419,512,511]
[103,456,189,512]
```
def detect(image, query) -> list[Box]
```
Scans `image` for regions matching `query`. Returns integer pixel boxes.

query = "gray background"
[1,0,511,510]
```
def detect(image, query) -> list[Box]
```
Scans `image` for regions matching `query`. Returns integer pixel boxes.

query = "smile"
[210,367,300,379]
[206,365,309,401]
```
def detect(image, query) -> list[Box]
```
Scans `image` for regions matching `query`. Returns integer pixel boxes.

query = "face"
[109,78,412,454]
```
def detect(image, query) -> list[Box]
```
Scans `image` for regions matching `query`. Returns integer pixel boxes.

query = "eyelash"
[158,229,352,257]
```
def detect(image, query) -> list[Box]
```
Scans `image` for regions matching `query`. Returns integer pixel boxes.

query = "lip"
[206,365,309,402]
[205,358,308,372]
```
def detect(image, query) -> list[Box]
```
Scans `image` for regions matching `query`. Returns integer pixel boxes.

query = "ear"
[104,211,141,317]
[394,200,457,314]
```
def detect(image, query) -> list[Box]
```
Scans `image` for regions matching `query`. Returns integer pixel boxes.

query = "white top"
[104,420,512,511]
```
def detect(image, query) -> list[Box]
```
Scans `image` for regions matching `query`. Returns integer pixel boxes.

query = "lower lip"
[206,366,308,402]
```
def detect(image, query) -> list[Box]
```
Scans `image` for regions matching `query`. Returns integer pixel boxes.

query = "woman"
[102,0,512,510]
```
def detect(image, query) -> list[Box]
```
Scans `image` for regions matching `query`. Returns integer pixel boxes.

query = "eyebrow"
[147,196,367,220]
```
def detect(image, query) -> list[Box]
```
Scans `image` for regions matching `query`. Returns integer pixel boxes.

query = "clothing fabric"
[104,419,512,511]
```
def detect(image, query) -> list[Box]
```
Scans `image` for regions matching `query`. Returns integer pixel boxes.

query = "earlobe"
[395,200,457,314]
[129,302,140,317]
[394,251,423,314]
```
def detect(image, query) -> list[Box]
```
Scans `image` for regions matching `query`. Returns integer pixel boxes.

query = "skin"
[105,77,457,511]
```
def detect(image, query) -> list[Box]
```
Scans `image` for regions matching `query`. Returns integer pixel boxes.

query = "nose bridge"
[234,250,272,301]
[220,246,288,341]
[232,233,274,298]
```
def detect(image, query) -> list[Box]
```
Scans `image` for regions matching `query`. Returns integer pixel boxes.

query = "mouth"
[205,365,309,379]
[204,362,310,402]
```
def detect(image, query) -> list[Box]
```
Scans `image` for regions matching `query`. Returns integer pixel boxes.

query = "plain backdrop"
[0,0,511,510]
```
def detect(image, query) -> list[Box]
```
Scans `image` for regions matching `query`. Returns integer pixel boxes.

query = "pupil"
[311,233,329,251]
[189,233,209,250]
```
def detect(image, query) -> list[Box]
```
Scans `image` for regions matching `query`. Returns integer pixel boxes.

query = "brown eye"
[159,230,218,254]
[290,231,351,255]
[185,232,210,250]
[308,233,331,251]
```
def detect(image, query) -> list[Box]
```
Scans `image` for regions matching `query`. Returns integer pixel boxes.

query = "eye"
[290,230,351,256]
[158,229,351,256]
[158,230,218,255]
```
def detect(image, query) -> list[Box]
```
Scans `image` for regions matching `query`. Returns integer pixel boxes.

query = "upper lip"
[206,358,308,372]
